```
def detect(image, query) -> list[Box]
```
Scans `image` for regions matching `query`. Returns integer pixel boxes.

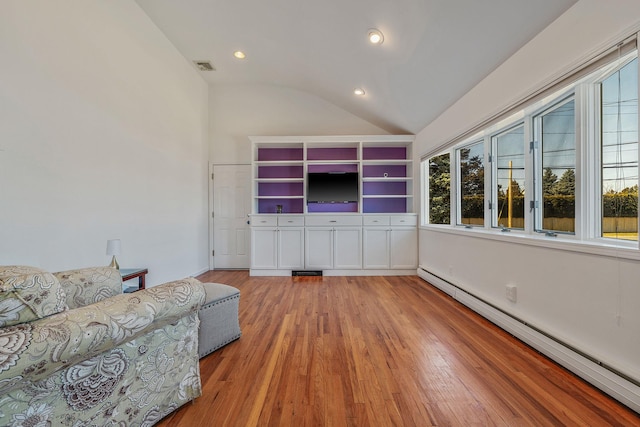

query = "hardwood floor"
[158,271,640,426]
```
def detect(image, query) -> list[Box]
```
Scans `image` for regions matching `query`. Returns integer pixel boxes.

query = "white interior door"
[213,164,251,269]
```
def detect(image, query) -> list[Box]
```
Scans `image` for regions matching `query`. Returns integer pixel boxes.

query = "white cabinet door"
[251,228,277,269]
[333,227,362,269]
[362,228,390,269]
[390,227,417,269]
[305,228,333,269]
[278,227,305,269]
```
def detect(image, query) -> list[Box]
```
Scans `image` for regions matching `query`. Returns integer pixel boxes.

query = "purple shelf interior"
[362,164,406,178]
[255,144,411,214]
[362,146,407,160]
[258,198,304,214]
[363,198,408,213]
[258,182,303,196]
[307,147,357,161]
[307,202,358,213]
[258,147,303,161]
[308,164,358,173]
[363,181,407,196]
[258,165,303,179]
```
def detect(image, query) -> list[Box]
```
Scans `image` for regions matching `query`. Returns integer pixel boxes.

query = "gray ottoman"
[198,282,241,358]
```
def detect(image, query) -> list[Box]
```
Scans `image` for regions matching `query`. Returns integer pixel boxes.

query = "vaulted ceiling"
[135,0,577,134]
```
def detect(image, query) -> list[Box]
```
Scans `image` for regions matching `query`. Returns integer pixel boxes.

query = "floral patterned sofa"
[0,265,206,426]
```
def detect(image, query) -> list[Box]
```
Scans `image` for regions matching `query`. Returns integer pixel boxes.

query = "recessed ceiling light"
[354,88,365,96]
[233,51,246,59]
[368,29,384,45]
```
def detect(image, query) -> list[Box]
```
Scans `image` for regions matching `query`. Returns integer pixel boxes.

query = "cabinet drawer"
[278,215,305,226]
[251,215,277,227]
[390,215,417,226]
[363,216,390,226]
[305,215,362,226]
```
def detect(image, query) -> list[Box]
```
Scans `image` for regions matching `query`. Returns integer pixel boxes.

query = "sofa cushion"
[0,265,68,327]
[54,266,123,309]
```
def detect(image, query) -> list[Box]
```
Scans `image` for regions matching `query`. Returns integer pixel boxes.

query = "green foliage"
[428,161,638,223]
[496,195,525,219]
[543,195,575,218]
[603,187,638,217]
[460,153,484,196]
[460,152,485,219]
[460,195,528,221]
[554,169,575,196]
[542,168,576,217]
[461,195,484,218]
[542,168,557,195]
[429,154,451,224]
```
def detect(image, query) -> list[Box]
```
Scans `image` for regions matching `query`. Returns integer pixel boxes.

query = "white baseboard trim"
[417,267,640,413]
[191,267,210,277]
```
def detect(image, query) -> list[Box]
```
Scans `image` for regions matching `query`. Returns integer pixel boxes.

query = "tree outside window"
[458,142,484,225]
[428,153,450,224]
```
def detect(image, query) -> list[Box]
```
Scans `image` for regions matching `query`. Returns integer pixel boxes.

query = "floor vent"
[292,270,323,277]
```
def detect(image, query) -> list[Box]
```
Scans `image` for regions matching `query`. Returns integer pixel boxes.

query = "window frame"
[532,94,578,236]
[455,140,485,227]
[594,54,639,245]
[490,122,526,231]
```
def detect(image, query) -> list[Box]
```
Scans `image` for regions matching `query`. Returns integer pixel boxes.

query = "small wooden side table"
[120,268,148,293]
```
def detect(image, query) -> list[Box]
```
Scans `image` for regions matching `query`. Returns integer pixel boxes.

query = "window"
[600,57,638,241]
[428,153,450,224]
[457,142,484,226]
[534,98,576,233]
[492,125,525,229]
[421,39,638,253]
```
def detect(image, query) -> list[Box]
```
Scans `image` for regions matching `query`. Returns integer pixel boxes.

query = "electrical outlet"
[506,284,517,302]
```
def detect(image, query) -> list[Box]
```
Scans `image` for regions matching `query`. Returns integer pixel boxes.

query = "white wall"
[416,0,640,383]
[0,1,209,285]
[209,83,388,164]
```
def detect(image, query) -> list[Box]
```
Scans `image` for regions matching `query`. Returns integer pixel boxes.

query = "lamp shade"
[106,239,121,256]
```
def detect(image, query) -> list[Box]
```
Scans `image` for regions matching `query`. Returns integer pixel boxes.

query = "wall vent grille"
[193,60,215,71]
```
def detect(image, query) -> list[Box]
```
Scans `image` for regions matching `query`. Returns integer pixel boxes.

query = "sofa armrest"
[0,277,205,393]
[54,267,123,309]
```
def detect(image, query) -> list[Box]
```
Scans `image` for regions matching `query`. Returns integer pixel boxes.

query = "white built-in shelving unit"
[250,135,414,215]
[248,135,417,277]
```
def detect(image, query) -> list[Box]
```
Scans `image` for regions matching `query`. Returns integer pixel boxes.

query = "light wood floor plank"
[157,271,640,426]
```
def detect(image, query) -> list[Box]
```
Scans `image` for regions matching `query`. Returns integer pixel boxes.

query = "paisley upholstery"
[0,266,67,327]
[0,266,205,427]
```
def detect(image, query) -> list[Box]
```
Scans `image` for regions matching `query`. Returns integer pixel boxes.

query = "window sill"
[419,224,640,261]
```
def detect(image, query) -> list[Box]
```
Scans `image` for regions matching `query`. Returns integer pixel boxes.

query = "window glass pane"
[428,153,450,224]
[539,100,576,233]
[494,125,525,229]
[601,58,638,241]
[458,142,484,225]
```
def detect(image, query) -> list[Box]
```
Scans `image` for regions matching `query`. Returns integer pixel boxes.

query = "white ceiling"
[135,0,577,134]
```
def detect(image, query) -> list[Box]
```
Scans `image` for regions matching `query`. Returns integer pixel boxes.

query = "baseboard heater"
[417,266,640,413]
[292,270,323,277]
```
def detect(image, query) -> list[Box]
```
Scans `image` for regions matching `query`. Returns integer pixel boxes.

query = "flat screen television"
[307,172,358,204]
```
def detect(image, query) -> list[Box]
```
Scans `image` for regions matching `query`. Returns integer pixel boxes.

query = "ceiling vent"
[193,60,215,71]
